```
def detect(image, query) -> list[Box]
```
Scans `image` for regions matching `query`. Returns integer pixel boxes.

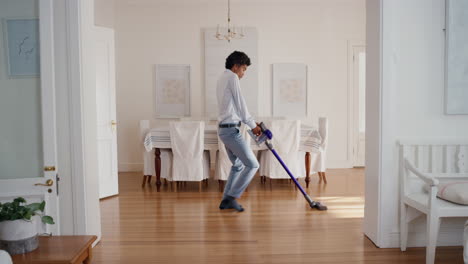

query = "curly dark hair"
[225,51,251,69]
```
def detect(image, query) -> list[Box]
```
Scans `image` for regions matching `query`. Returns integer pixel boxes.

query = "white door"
[352,46,366,167]
[95,27,119,199]
[0,0,59,234]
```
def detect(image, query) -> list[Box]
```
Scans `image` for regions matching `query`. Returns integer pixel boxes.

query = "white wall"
[365,0,468,248]
[105,0,366,171]
[0,0,42,180]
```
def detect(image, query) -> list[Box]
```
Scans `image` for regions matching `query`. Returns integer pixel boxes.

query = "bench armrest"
[404,159,439,186]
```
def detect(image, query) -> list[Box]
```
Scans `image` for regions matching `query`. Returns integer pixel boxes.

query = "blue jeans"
[218,127,259,198]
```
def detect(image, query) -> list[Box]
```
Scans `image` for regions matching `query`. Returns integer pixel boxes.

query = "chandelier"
[215,0,244,42]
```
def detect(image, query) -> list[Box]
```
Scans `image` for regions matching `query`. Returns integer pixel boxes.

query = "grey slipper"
[219,199,244,212]
[219,199,230,209]
[230,199,244,212]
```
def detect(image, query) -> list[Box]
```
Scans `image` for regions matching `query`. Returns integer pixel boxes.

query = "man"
[217,51,261,212]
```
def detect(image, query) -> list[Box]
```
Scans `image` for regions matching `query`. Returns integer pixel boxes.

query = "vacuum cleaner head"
[309,201,328,211]
[304,193,328,211]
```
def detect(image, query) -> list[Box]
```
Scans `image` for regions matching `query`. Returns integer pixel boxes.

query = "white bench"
[399,141,468,264]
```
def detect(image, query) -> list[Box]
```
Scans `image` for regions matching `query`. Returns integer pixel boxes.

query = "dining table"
[144,124,322,191]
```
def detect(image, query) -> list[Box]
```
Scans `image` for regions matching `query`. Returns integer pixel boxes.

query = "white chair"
[169,121,210,191]
[139,120,172,187]
[0,250,12,264]
[259,120,302,187]
[309,117,328,183]
[178,116,211,184]
[399,142,468,264]
[214,123,252,191]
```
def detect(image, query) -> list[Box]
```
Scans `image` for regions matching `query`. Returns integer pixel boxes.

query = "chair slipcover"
[169,121,209,181]
[259,120,302,179]
[309,117,328,173]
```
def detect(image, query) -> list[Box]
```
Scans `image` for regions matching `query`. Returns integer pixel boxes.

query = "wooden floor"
[93,169,463,264]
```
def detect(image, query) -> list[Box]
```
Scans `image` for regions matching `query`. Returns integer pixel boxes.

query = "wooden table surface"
[12,235,97,264]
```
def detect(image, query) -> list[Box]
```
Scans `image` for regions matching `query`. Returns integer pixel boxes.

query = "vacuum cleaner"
[248,122,328,210]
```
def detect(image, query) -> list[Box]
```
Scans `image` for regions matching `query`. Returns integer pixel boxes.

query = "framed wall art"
[272,63,308,117]
[153,64,190,118]
[3,18,40,77]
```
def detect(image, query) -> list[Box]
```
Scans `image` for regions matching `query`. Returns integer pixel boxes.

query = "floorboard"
[93,168,463,263]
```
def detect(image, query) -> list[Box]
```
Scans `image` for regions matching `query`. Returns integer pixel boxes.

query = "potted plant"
[0,197,54,255]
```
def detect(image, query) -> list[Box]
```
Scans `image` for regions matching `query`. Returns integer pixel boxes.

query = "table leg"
[142,175,147,187]
[305,152,311,188]
[155,148,161,192]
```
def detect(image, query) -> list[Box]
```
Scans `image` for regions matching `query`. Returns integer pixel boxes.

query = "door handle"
[111,120,117,131]
[35,179,54,187]
[44,166,56,171]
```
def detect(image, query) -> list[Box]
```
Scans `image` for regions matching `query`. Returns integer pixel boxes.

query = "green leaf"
[41,216,54,225]
[13,197,26,204]
[18,208,27,218]
[39,201,45,212]
[24,211,33,220]
[25,203,42,213]
[11,213,21,221]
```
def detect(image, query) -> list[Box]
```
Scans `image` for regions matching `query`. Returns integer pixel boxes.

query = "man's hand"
[252,125,262,136]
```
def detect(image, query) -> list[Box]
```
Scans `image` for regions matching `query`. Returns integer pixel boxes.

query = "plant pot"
[0,216,39,255]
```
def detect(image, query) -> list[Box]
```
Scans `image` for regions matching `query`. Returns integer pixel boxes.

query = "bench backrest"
[399,141,468,195]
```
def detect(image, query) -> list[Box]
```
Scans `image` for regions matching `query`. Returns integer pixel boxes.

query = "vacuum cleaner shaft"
[268,146,328,211]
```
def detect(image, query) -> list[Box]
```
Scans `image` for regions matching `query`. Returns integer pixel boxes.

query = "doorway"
[95,26,119,199]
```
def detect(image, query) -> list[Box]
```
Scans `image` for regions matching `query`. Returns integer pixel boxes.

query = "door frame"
[64,0,102,242]
[39,0,59,235]
[347,41,366,168]
[64,0,87,236]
